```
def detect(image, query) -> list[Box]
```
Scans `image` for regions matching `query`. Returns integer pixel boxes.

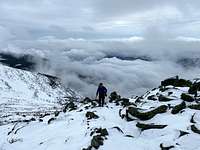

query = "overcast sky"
[1,0,200,43]
[0,0,200,97]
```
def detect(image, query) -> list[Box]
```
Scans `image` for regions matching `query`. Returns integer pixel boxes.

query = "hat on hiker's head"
[99,83,103,86]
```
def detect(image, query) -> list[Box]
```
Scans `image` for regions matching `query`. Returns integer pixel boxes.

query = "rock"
[86,111,99,120]
[179,130,189,138]
[161,76,192,87]
[125,135,134,138]
[171,101,186,114]
[159,86,171,92]
[115,98,135,107]
[63,102,77,112]
[109,91,120,102]
[188,103,200,110]
[147,95,157,101]
[96,128,109,136]
[30,118,36,121]
[48,118,55,124]
[168,92,173,96]
[191,125,200,134]
[54,111,60,117]
[127,105,168,121]
[190,113,196,123]
[160,143,175,150]
[188,82,200,95]
[82,146,92,150]
[136,122,167,131]
[181,93,194,102]
[158,95,173,102]
[112,126,124,134]
[91,135,104,149]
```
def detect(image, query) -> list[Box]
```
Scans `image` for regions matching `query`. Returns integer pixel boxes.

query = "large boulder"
[126,105,168,121]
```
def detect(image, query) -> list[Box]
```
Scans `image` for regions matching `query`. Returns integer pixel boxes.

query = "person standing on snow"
[96,83,107,107]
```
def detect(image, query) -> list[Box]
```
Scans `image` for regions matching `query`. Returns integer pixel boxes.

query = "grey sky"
[1,0,200,42]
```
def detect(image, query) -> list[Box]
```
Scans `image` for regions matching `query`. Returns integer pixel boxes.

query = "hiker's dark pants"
[99,95,105,107]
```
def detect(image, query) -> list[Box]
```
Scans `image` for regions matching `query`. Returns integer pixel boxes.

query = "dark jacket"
[96,86,107,97]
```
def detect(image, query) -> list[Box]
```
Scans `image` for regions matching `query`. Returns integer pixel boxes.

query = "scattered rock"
[181,93,194,102]
[171,101,186,114]
[136,122,167,131]
[127,105,168,121]
[86,112,99,120]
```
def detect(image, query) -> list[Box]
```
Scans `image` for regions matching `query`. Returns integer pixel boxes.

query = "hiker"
[96,83,107,107]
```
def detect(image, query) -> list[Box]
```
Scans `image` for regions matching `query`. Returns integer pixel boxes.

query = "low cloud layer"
[0,0,200,97]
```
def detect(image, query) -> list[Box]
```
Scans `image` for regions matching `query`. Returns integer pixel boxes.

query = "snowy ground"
[1,64,200,150]
[1,85,200,150]
[0,64,80,125]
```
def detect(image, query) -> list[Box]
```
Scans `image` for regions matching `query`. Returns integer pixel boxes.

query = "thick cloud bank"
[1,34,200,98]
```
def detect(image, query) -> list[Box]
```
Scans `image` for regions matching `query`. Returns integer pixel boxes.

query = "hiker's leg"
[102,96,105,107]
[98,96,102,106]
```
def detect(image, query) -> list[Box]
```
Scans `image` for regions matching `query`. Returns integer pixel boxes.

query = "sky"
[0,0,200,97]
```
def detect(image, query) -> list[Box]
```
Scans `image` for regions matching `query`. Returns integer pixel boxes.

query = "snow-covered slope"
[0,64,80,125]
[1,76,200,150]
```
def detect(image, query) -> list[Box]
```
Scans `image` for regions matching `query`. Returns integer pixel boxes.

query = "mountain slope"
[0,64,80,125]
[1,76,200,150]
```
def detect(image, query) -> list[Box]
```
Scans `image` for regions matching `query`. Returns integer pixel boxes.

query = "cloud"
[0,0,200,97]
